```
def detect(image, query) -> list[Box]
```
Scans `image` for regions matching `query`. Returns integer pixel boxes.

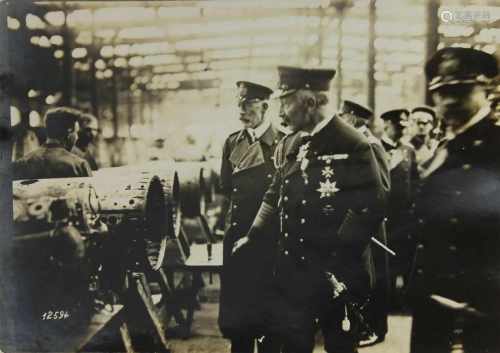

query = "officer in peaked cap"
[340,100,391,347]
[380,109,410,146]
[379,107,419,310]
[218,80,283,353]
[410,47,500,353]
[339,100,373,128]
[233,66,386,353]
[13,106,93,180]
[409,106,438,168]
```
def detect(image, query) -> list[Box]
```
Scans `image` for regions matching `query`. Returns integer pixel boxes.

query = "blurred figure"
[380,109,419,306]
[410,47,500,353]
[12,128,40,161]
[147,138,173,162]
[409,106,438,169]
[13,107,92,180]
[339,100,391,347]
[488,78,500,122]
[72,112,99,170]
[218,81,283,353]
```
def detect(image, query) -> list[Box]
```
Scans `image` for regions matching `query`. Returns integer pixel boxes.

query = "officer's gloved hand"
[231,226,259,255]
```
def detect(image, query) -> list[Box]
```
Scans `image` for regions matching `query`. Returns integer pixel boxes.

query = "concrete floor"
[169,303,412,353]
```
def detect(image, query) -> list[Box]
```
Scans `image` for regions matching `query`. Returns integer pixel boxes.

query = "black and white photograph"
[0,0,499,352]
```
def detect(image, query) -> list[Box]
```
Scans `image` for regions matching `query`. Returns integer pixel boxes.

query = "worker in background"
[339,100,390,346]
[72,112,99,170]
[218,81,283,353]
[13,106,92,180]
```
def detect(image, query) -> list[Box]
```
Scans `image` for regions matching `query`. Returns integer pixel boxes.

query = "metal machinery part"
[92,173,167,271]
[94,161,181,270]
[13,177,100,241]
[175,161,209,219]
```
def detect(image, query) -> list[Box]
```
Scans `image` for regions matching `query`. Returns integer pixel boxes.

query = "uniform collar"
[44,139,65,148]
[240,120,279,146]
[300,114,334,139]
[249,119,271,140]
[381,135,397,149]
[445,105,491,141]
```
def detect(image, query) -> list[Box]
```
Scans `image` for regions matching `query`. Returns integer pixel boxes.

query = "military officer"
[379,108,419,301]
[409,106,438,169]
[13,107,92,180]
[339,100,391,346]
[218,81,283,353]
[339,100,390,193]
[72,112,99,170]
[409,47,500,353]
[234,66,386,353]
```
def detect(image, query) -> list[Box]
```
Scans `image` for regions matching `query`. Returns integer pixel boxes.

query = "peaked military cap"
[276,66,336,98]
[425,47,498,91]
[236,81,273,104]
[411,106,436,119]
[340,100,373,120]
[380,108,410,126]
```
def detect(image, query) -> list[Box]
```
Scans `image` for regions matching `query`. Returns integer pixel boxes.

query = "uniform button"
[449,245,457,252]
[417,244,424,250]
[267,174,273,178]
[233,204,238,209]
[455,190,462,196]
[449,217,458,224]
[284,233,289,238]
[299,238,304,243]
[284,214,289,219]
[418,218,424,224]
[284,196,289,202]
[285,179,289,184]
[302,200,307,205]
[284,250,289,255]
[233,187,238,192]
[462,164,471,170]
[300,218,306,224]
[417,269,424,275]
[301,256,305,261]
[232,222,238,226]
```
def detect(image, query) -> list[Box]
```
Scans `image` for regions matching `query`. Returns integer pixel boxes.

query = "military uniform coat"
[13,142,93,180]
[262,117,386,339]
[409,112,500,353]
[410,113,500,317]
[382,140,419,277]
[361,128,391,337]
[218,124,283,338]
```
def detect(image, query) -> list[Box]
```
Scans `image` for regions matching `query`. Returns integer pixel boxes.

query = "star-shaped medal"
[321,166,334,178]
[317,180,340,198]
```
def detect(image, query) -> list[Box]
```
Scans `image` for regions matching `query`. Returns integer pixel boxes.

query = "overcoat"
[218,124,283,338]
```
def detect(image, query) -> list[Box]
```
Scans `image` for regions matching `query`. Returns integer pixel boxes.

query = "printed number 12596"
[41,310,70,320]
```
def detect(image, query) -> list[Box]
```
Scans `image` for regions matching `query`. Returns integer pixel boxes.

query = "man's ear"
[262,102,269,111]
[306,97,316,108]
